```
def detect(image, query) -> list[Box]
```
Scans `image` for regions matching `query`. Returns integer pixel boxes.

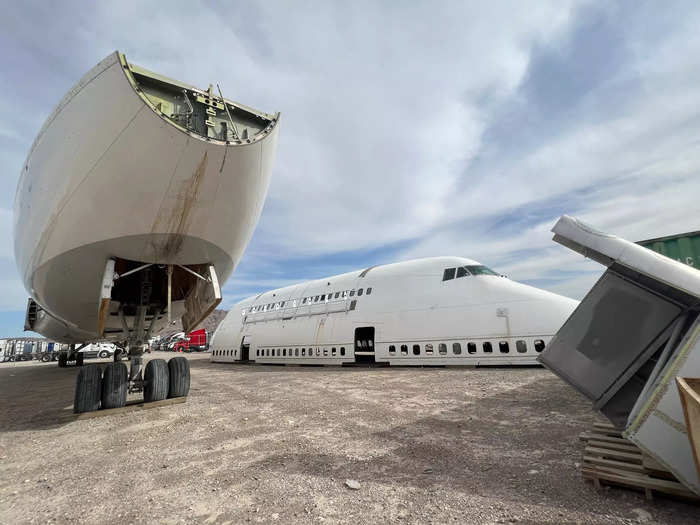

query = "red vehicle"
[172,329,208,353]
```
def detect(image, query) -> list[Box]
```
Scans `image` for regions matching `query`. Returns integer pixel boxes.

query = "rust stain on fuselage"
[151,151,209,260]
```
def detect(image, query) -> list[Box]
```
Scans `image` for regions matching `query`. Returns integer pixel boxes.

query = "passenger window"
[534,340,545,352]
[350,290,355,297]
[499,341,509,353]
[413,344,420,355]
[516,340,527,353]
[302,298,306,304]
[323,348,328,356]
[283,349,287,356]
[332,347,337,356]
[453,343,462,355]
[340,347,346,356]
[456,266,468,278]
[467,343,476,354]
[483,342,492,353]
[320,294,325,301]
[366,287,372,295]
[358,288,363,296]
[349,300,357,310]
[316,348,320,356]
[442,268,456,281]
[439,343,447,355]
[335,292,340,298]
[425,344,434,355]
[295,348,299,357]
[389,345,396,354]
[314,296,319,302]
[401,344,408,355]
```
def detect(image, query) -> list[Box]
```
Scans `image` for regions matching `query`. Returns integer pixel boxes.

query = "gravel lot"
[0,353,697,524]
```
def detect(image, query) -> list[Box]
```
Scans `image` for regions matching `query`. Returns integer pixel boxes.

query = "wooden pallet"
[580,422,700,502]
[75,396,186,420]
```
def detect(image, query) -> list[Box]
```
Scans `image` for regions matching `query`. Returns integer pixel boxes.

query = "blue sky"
[2,1,700,337]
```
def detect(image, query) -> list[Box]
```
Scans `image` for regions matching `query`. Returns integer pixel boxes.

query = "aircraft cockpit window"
[466,265,498,276]
[456,267,469,278]
[442,268,456,281]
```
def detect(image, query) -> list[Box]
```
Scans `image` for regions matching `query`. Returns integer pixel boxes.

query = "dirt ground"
[0,353,697,524]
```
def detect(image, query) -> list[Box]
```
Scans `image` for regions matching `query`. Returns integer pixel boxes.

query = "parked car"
[80,342,116,359]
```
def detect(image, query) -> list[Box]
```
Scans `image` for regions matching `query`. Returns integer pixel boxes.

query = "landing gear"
[101,362,128,409]
[168,356,190,398]
[75,352,84,367]
[74,364,102,413]
[71,354,190,413]
[144,359,169,402]
[58,352,68,368]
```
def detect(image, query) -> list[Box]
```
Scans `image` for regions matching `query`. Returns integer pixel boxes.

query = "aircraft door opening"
[240,335,251,362]
[354,327,375,364]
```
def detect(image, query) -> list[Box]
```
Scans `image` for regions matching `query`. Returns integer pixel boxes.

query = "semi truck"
[172,329,208,353]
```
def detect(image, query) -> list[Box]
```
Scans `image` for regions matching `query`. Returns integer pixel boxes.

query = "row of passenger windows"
[213,349,236,357]
[244,287,372,315]
[442,265,498,281]
[257,347,346,358]
[388,339,545,355]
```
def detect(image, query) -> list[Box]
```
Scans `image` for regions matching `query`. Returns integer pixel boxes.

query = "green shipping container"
[637,230,700,269]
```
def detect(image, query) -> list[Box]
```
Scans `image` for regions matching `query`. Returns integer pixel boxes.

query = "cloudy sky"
[1,1,699,337]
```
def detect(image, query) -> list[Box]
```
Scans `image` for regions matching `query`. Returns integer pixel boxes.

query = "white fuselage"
[14,52,279,343]
[211,257,579,366]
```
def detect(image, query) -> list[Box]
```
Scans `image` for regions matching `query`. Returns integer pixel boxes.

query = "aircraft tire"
[74,364,102,413]
[168,357,190,398]
[58,353,67,367]
[75,353,84,367]
[101,362,128,409]
[41,354,50,362]
[98,350,109,359]
[144,359,169,402]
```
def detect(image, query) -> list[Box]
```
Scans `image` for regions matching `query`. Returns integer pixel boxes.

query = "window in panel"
[467,343,477,354]
[483,342,493,353]
[439,343,447,355]
[389,345,396,355]
[323,348,328,356]
[425,344,434,355]
[358,288,363,296]
[413,344,421,355]
[534,340,545,352]
[516,340,527,353]
[295,348,299,357]
[340,347,346,356]
[442,268,456,281]
[456,266,468,278]
[401,344,408,355]
[350,290,356,297]
[499,341,509,353]
[366,287,372,295]
[453,343,462,355]
[320,294,325,301]
[335,292,340,299]
[332,347,337,356]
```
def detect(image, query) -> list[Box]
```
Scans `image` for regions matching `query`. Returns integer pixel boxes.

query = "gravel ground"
[0,353,698,524]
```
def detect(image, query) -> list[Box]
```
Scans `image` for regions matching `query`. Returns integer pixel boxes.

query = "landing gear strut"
[73,266,190,414]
